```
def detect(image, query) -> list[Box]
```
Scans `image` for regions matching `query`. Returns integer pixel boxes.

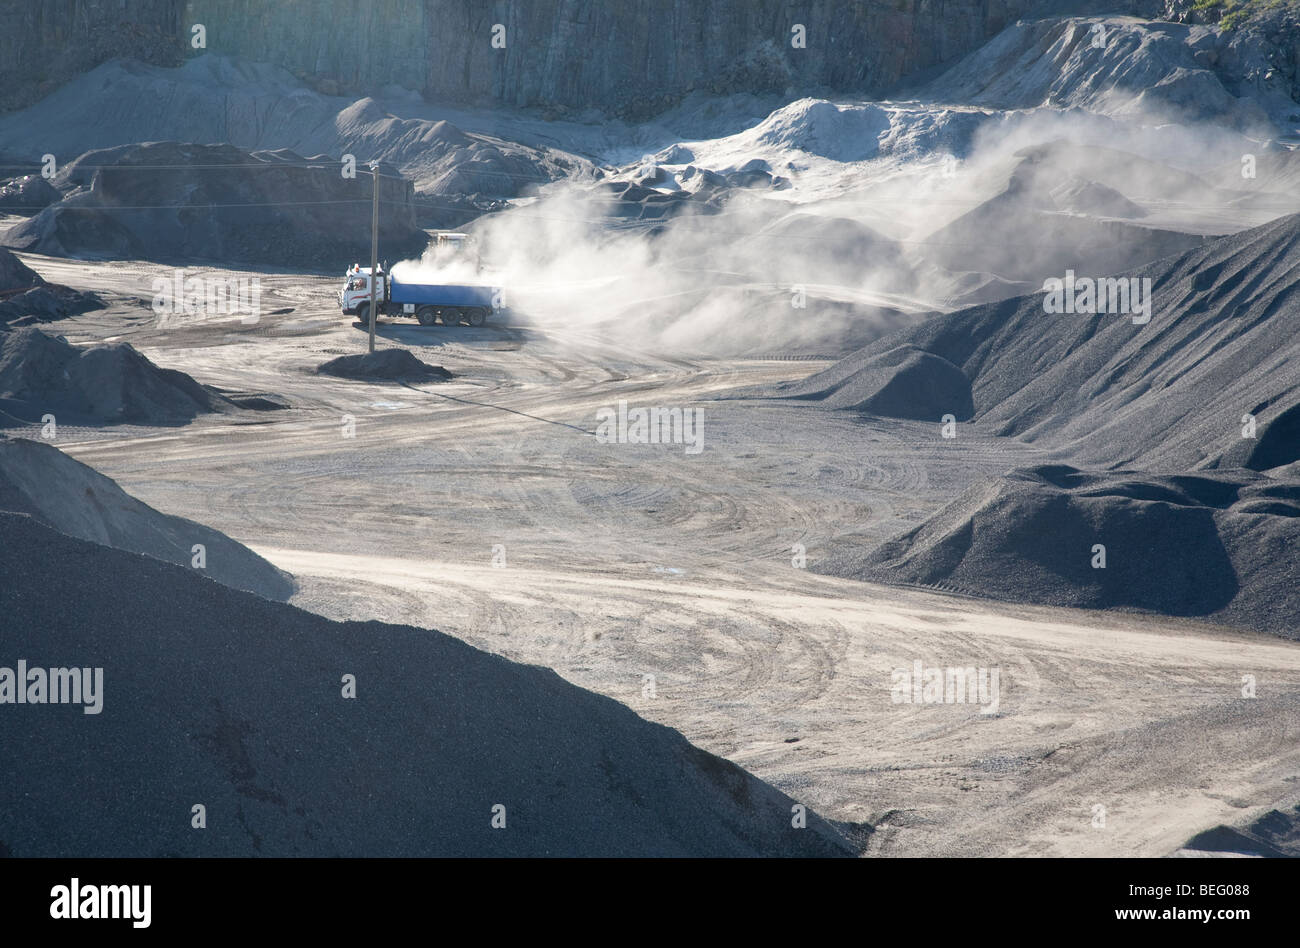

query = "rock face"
[2,2,1293,122]
[37,0,1049,119]
[182,1,1046,117]
[0,0,181,113]
[912,14,1286,129]
[1,141,426,268]
[1164,0,1300,118]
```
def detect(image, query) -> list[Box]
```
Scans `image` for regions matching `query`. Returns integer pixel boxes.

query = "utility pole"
[368,160,379,354]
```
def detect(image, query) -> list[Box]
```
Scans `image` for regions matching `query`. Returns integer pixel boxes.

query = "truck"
[338,235,500,328]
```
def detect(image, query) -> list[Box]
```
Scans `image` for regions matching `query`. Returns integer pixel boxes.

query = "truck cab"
[338,263,385,318]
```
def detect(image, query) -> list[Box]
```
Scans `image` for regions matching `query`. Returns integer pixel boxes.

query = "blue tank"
[389,274,497,309]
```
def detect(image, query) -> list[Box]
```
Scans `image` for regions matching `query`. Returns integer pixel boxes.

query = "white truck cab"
[338,263,385,316]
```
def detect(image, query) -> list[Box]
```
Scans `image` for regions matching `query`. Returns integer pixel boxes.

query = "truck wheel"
[356,303,372,327]
[441,308,462,326]
[416,306,437,326]
[467,307,487,327]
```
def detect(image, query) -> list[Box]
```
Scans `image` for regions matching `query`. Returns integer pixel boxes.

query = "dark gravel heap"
[0,327,231,425]
[1181,801,1300,857]
[0,510,855,858]
[0,247,43,291]
[0,141,428,269]
[840,464,1300,637]
[317,348,452,383]
[0,434,293,601]
[760,343,972,421]
[0,249,103,330]
[773,213,1300,471]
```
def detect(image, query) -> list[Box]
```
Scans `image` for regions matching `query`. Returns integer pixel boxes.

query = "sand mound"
[0,434,292,601]
[0,327,230,425]
[1,141,428,268]
[842,465,1300,637]
[771,344,972,421]
[1049,176,1146,219]
[317,349,452,383]
[0,511,854,857]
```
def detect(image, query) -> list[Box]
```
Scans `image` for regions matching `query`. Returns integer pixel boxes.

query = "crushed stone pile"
[0,434,293,601]
[0,510,856,857]
[1,141,428,268]
[0,327,233,426]
[836,465,1300,637]
[317,348,452,383]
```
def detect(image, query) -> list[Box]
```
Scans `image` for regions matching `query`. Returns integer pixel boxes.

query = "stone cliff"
[0,0,1052,117]
[3,1,1291,121]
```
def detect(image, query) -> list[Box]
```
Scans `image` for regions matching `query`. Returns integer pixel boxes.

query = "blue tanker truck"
[338,235,500,328]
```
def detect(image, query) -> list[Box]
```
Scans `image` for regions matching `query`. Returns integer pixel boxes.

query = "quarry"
[1,1,1299,868]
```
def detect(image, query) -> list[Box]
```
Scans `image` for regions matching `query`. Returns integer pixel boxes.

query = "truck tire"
[441,308,462,326]
[416,306,437,326]
[356,303,372,327]
[467,307,488,327]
